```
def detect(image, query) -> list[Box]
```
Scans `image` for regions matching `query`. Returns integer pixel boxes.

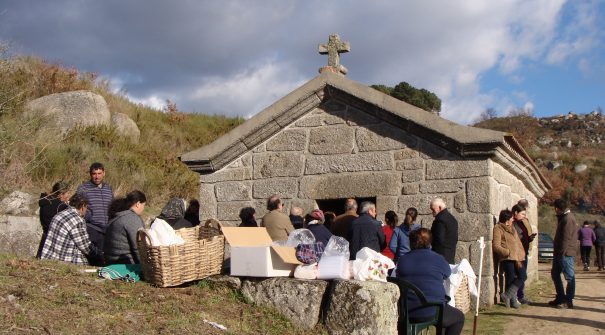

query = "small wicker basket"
[137,221,224,287]
[454,274,471,313]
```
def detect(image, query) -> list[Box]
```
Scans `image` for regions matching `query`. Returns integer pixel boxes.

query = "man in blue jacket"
[77,162,113,265]
[349,201,386,259]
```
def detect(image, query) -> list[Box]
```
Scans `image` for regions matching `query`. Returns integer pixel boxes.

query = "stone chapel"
[180,35,550,306]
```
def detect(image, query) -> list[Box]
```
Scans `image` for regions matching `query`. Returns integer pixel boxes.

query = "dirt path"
[497,262,605,334]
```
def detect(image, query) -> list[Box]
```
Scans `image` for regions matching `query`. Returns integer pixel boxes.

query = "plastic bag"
[317,255,351,279]
[352,247,395,282]
[294,263,319,279]
[323,236,350,259]
[285,229,315,247]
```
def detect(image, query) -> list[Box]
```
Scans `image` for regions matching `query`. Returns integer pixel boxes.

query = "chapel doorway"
[316,197,376,216]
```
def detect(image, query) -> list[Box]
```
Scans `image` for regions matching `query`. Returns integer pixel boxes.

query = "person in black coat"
[430,198,459,264]
[349,201,386,259]
[37,181,70,258]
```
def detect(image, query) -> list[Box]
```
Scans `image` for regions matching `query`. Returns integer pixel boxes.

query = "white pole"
[473,236,485,335]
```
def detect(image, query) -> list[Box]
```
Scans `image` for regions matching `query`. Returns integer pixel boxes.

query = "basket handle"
[137,229,153,246]
[203,219,223,233]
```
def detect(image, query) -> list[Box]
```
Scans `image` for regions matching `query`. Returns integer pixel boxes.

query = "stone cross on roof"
[318,34,350,75]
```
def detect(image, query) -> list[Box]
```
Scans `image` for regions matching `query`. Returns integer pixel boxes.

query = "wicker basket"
[137,221,224,287]
[454,274,471,313]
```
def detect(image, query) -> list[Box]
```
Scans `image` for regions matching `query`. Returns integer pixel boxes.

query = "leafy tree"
[371,82,441,114]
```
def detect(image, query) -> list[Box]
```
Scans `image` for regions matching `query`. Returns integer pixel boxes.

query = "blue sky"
[0,0,603,124]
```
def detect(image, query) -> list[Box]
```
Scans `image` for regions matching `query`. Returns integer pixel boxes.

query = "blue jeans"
[517,256,528,299]
[551,255,575,303]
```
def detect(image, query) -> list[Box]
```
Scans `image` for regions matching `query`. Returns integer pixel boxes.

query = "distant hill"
[0,55,243,213]
[474,111,605,214]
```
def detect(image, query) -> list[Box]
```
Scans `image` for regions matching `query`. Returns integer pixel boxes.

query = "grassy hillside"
[0,54,243,213]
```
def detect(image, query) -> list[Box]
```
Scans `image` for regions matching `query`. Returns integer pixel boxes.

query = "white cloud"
[189,60,306,118]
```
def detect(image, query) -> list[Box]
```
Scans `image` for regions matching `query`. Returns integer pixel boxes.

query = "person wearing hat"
[305,209,333,245]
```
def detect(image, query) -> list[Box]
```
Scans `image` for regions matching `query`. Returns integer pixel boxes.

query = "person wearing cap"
[261,195,294,241]
[305,209,333,245]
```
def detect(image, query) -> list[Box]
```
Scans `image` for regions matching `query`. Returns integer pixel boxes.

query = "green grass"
[0,255,323,334]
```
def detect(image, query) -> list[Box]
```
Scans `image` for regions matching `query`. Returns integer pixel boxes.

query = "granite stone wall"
[199,100,539,307]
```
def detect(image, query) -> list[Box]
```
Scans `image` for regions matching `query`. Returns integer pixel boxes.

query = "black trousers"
[442,304,465,335]
[86,226,106,266]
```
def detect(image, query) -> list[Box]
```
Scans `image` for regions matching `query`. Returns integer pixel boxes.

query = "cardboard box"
[221,227,302,277]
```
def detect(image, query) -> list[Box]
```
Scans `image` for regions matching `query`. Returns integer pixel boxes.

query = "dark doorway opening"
[316,197,376,216]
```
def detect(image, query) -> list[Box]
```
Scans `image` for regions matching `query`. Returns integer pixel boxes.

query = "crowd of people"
[37,161,602,333]
[38,162,201,267]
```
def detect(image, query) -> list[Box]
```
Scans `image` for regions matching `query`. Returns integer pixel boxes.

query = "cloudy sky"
[1,0,604,124]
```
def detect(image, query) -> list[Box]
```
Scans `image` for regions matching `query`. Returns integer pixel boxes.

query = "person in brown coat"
[549,199,579,309]
[493,209,526,309]
[331,198,358,242]
[260,195,294,241]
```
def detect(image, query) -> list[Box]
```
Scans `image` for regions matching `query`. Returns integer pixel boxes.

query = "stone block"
[241,154,252,167]
[425,160,489,180]
[466,177,491,213]
[295,115,322,127]
[253,153,304,179]
[215,181,251,201]
[457,212,494,242]
[199,184,217,220]
[241,278,328,329]
[322,111,346,125]
[398,194,454,216]
[304,152,392,175]
[419,139,454,160]
[376,196,398,216]
[401,183,419,195]
[453,191,466,213]
[288,199,318,216]
[266,129,307,151]
[345,107,381,126]
[401,170,424,183]
[200,168,251,183]
[469,242,494,277]
[252,143,266,153]
[0,216,41,257]
[393,149,419,160]
[356,124,417,152]
[455,241,470,264]
[274,93,321,127]
[395,159,424,170]
[309,126,355,155]
[300,172,400,199]
[420,180,465,194]
[477,275,495,307]
[217,201,251,221]
[491,162,515,186]
[253,179,299,199]
[325,280,398,335]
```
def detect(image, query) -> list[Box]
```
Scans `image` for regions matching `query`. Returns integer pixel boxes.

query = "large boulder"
[325,280,399,335]
[0,191,36,215]
[240,277,328,329]
[24,90,110,133]
[0,215,41,256]
[111,113,140,143]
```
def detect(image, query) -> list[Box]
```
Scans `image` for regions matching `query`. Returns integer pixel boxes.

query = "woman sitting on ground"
[239,207,258,227]
[396,228,465,335]
[305,209,333,245]
[104,190,147,265]
[389,207,421,262]
[493,209,526,308]
[158,197,192,230]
